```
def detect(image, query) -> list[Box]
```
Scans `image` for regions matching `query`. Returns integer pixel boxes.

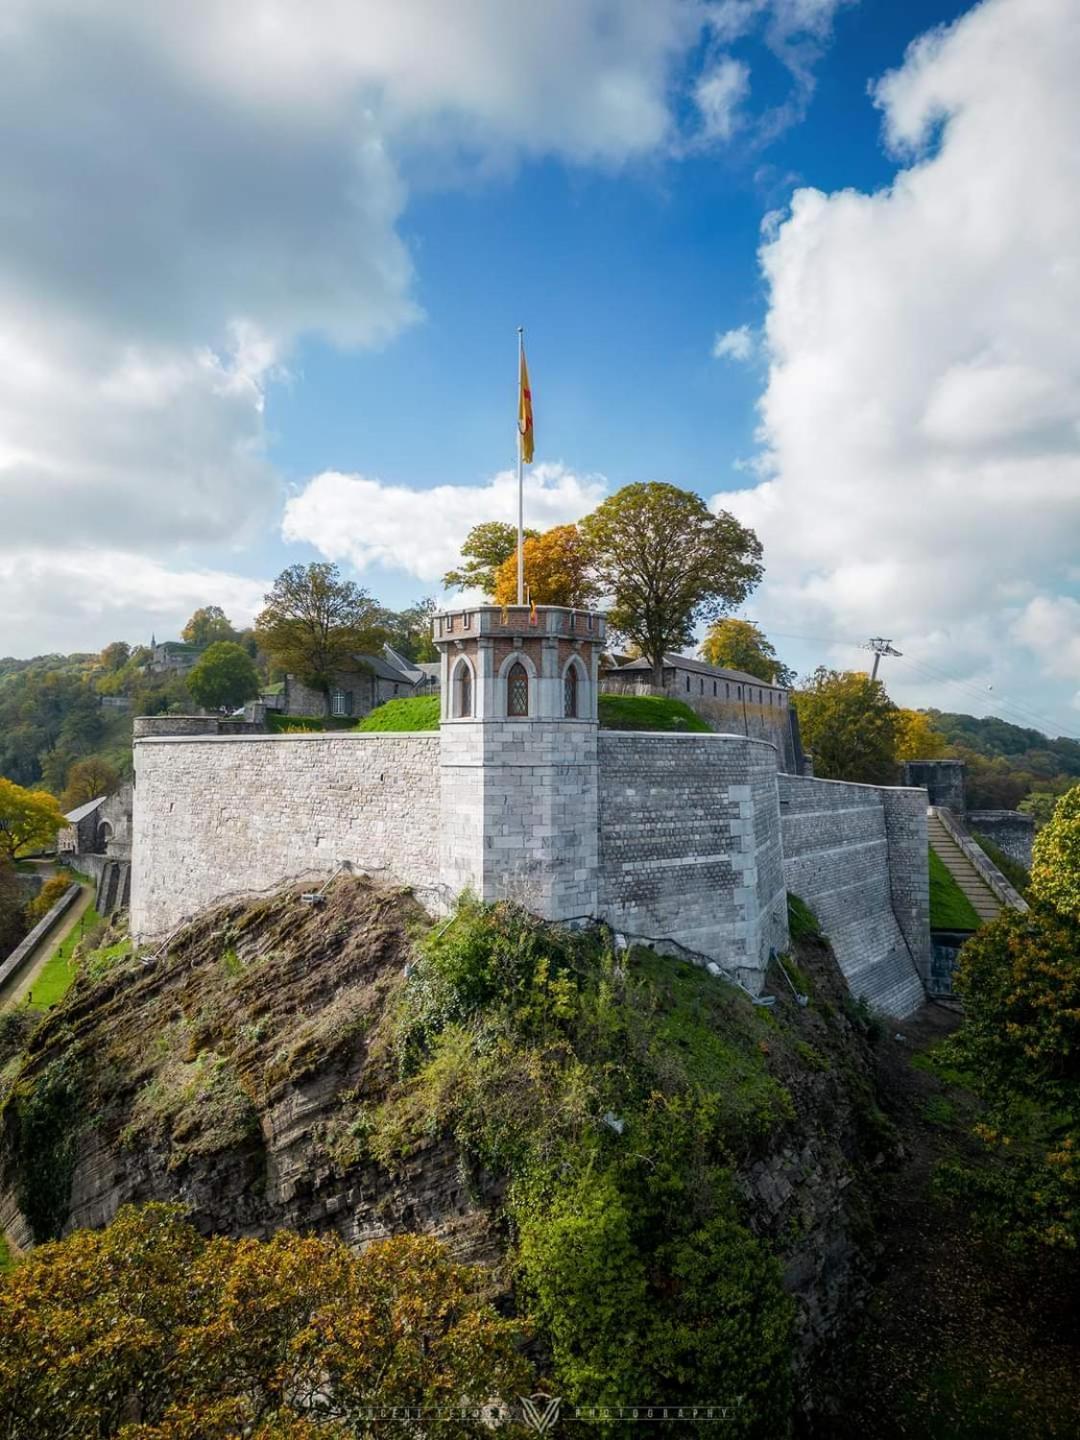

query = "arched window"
[564,664,579,718]
[507,661,529,717]
[453,660,472,718]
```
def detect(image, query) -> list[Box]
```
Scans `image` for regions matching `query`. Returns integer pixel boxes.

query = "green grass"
[23,893,101,1009]
[355,695,441,732]
[786,893,821,942]
[597,693,711,732]
[266,712,356,733]
[928,847,981,932]
[972,833,1030,895]
[0,1231,11,1273]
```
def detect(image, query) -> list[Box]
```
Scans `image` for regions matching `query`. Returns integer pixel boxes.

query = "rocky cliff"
[0,877,892,1373]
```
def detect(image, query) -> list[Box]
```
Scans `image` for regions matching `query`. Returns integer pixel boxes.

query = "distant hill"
[927,710,1079,810]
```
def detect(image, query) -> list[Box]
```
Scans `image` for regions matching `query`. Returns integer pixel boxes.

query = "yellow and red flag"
[518,341,534,464]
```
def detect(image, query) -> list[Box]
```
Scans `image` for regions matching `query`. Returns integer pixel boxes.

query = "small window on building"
[685,675,690,693]
[725,683,730,698]
[463,612,471,629]
[331,689,348,717]
[454,662,472,718]
[508,662,529,717]
[712,681,717,696]
[564,665,579,718]
[737,686,742,699]
[447,614,454,632]
[699,678,704,695]
[586,613,594,631]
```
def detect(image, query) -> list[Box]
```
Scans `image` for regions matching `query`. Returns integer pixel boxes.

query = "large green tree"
[1030,784,1080,922]
[255,564,387,714]
[187,642,261,713]
[700,618,793,685]
[443,521,538,596]
[795,668,901,785]
[579,483,763,686]
[0,778,66,861]
[181,605,238,647]
[60,756,120,811]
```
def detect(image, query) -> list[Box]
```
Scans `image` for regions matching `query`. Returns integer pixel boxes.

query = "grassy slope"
[928,847,981,931]
[354,691,712,734]
[355,696,440,731]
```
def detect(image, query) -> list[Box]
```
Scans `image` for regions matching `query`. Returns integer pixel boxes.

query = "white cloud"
[713,324,757,361]
[694,58,750,143]
[282,463,608,585]
[719,0,1080,731]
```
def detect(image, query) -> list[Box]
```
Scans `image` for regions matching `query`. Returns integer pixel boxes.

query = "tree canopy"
[181,605,238,647]
[0,778,66,860]
[1030,784,1080,922]
[700,619,793,685]
[579,483,763,686]
[894,708,951,762]
[60,756,120,811]
[443,521,538,595]
[187,642,261,713]
[492,524,597,608]
[795,668,901,785]
[254,565,387,711]
[0,1204,531,1439]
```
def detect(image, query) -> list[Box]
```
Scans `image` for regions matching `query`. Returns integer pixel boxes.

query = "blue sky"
[0,0,1077,736]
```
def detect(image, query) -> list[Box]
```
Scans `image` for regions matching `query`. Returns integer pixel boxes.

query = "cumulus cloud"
[282,463,609,585]
[0,0,733,654]
[713,324,757,362]
[719,0,1080,729]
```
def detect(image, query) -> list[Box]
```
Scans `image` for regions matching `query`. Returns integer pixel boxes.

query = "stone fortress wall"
[130,604,931,1014]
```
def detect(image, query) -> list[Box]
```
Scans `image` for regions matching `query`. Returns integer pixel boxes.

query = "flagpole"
[516,325,525,606]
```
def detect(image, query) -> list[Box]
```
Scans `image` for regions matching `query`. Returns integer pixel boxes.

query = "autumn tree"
[60,756,120,811]
[492,524,598,608]
[98,640,131,672]
[0,778,66,861]
[443,521,538,595]
[700,618,793,685]
[894,708,951,762]
[181,605,237,647]
[24,872,73,925]
[0,1204,532,1438]
[255,565,388,715]
[579,483,763,687]
[795,669,901,785]
[1030,784,1080,922]
[187,642,261,713]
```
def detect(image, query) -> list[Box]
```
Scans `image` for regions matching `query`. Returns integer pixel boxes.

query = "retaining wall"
[966,809,1035,871]
[598,733,788,990]
[778,775,927,1016]
[131,733,441,938]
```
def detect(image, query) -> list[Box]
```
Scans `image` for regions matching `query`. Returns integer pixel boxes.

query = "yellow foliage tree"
[894,708,951,762]
[0,1204,533,1439]
[492,524,597,608]
[0,777,66,862]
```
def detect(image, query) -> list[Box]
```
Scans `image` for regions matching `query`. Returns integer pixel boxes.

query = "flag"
[518,341,534,464]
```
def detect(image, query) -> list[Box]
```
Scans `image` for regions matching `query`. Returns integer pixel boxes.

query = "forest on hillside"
[927,711,1080,815]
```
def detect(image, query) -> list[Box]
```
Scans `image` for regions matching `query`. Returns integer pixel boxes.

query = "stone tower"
[433,604,606,920]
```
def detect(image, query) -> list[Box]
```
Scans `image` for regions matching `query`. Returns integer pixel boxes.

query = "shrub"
[1030,783,1080,921]
[597,693,711,732]
[0,1204,532,1438]
[23,873,73,926]
[786,893,820,941]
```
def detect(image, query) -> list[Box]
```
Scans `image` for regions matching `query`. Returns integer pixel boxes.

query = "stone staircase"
[927,811,1001,925]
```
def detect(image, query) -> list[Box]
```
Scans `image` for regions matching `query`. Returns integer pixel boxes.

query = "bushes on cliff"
[373,898,796,1433]
[936,902,1080,1253]
[1030,783,1080,921]
[0,1203,532,1438]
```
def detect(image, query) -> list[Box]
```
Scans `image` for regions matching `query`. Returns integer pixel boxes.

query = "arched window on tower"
[507,661,529,717]
[453,660,472,718]
[564,664,578,718]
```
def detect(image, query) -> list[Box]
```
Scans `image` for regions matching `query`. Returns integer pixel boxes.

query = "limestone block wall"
[778,775,926,1016]
[131,734,440,938]
[439,720,598,919]
[966,810,1035,870]
[598,734,788,990]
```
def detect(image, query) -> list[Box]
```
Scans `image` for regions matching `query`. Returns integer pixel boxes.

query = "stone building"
[145,640,205,676]
[131,604,930,1013]
[282,644,440,721]
[602,653,800,772]
[57,784,134,914]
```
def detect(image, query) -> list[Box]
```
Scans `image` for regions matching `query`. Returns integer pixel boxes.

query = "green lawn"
[355,695,440,731]
[22,891,101,1010]
[928,847,981,931]
[267,712,357,733]
[597,693,711,732]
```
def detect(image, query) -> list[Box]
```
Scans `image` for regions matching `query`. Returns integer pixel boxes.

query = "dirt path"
[802,1002,1080,1438]
[0,881,94,1010]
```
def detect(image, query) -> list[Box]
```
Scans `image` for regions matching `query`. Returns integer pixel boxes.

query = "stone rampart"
[131,734,441,938]
[778,775,927,1015]
[598,733,788,990]
[966,809,1035,870]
